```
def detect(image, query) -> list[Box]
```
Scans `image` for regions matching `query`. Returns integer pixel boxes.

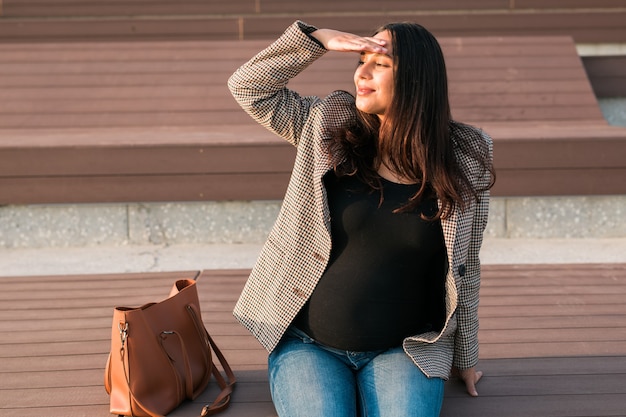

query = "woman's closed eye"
[357,58,392,68]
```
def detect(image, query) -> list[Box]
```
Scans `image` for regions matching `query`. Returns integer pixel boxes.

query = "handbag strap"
[186,303,237,416]
[200,331,236,416]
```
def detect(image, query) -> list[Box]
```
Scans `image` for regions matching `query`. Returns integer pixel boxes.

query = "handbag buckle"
[118,322,129,347]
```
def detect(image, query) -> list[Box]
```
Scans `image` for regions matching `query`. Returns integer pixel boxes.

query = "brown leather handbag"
[104,277,236,417]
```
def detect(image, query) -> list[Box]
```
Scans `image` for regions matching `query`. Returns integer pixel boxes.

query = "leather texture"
[104,278,235,417]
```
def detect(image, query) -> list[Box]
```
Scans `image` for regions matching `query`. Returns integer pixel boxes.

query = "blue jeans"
[268,327,444,417]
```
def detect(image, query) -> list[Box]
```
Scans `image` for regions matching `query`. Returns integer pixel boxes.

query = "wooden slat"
[2,7,626,44]
[0,18,244,42]
[0,142,295,176]
[492,167,626,196]
[513,0,626,9]
[0,36,579,59]
[239,12,626,43]
[1,0,259,17]
[0,103,601,124]
[258,0,510,13]
[4,0,624,19]
[2,166,625,204]
[0,264,625,417]
[0,173,292,204]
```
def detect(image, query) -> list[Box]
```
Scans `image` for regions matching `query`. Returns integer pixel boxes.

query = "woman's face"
[354,30,394,119]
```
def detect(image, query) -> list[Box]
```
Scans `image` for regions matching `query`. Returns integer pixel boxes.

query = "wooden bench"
[1,0,626,43]
[1,264,626,416]
[1,35,625,204]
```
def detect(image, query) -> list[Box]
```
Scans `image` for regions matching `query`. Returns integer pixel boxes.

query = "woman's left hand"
[310,29,388,54]
[452,366,483,397]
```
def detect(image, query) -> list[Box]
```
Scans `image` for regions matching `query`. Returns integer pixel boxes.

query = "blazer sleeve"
[227,21,327,147]
[453,130,493,370]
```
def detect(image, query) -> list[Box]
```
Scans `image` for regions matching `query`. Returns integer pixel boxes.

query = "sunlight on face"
[353,30,394,119]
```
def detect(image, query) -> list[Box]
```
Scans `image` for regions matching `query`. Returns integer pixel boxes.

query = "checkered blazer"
[228,21,493,379]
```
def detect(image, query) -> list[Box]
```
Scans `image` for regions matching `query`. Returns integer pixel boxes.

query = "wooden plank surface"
[0,36,604,129]
[0,34,624,202]
[0,264,625,416]
[2,1,626,44]
[1,35,622,203]
[0,0,508,18]
[4,0,624,18]
[240,12,626,43]
[0,0,259,17]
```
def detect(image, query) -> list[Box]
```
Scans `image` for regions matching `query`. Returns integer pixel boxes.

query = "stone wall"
[1,195,625,249]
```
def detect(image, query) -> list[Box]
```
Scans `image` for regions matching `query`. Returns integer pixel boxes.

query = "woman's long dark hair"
[331,22,494,219]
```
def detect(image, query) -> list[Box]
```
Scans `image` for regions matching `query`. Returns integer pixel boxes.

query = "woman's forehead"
[374,30,391,42]
[373,30,393,55]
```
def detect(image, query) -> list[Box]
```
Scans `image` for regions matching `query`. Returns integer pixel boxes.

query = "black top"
[294,172,448,351]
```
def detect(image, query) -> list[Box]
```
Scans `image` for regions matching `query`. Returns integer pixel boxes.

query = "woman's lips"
[357,87,375,95]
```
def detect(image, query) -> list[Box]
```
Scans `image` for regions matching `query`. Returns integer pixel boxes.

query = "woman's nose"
[356,63,372,79]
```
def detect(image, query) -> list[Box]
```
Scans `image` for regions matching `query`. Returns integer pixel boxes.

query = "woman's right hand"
[310,29,388,55]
